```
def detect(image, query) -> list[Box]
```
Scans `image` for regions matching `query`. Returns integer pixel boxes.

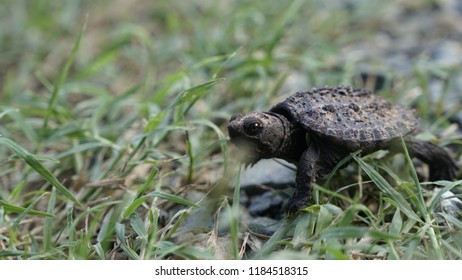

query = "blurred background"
[0,0,461,259]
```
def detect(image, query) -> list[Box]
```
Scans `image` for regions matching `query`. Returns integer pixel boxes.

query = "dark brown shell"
[270,86,418,145]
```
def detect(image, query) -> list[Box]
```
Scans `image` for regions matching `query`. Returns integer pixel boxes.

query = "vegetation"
[0,0,461,259]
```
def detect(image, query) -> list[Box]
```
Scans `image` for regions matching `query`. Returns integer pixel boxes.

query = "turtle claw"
[286,194,309,215]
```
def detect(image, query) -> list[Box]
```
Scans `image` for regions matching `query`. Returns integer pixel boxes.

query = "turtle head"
[227,112,291,165]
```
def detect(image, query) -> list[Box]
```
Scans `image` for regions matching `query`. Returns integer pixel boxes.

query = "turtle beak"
[227,122,240,140]
[227,122,259,165]
[227,113,244,138]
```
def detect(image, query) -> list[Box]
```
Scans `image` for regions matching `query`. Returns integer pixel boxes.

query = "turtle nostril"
[227,123,239,138]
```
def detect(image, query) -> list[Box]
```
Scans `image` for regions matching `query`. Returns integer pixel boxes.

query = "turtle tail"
[402,138,458,181]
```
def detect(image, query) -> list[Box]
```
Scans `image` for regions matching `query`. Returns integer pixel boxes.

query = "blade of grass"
[97,208,114,243]
[0,136,82,207]
[123,191,199,219]
[115,222,141,260]
[352,154,421,221]
[42,15,87,132]
[169,78,225,111]
[313,205,333,235]
[93,242,105,260]
[320,226,368,239]
[136,167,159,198]
[65,205,76,260]
[338,204,374,227]
[292,211,314,249]
[0,250,25,257]
[43,188,57,251]
[399,137,443,259]
[230,165,242,259]
[145,208,159,260]
[163,209,191,240]
[0,200,54,217]
[130,213,148,240]
[191,119,229,173]
[399,137,427,216]
[427,180,462,210]
[252,216,293,259]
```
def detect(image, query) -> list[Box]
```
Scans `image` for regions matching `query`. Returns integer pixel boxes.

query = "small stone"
[248,191,285,216]
[240,159,296,188]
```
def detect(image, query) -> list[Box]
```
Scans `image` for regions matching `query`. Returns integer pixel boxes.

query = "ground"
[0,0,461,260]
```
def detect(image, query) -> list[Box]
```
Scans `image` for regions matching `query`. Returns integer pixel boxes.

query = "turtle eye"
[243,119,263,136]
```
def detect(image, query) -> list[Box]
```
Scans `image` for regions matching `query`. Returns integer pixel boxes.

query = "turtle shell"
[270,86,418,148]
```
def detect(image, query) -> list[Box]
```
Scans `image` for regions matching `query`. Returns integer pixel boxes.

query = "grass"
[0,0,461,260]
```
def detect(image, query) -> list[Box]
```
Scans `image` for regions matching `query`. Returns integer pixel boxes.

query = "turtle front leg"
[287,143,344,214]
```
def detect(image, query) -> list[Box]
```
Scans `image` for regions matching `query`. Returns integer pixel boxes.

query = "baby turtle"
[228,85,458,213]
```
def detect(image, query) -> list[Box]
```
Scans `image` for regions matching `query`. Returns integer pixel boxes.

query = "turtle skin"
[227,85,458,214]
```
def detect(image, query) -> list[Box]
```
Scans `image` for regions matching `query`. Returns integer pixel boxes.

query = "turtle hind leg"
[403,138,458,181]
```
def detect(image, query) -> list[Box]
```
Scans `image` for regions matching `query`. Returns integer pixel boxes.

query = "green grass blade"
[427,180,462,210]
[338,204,374,227]
[190,119,229,173]
[0,136,82,207]
[353,154,421,221]
[12,193,49,231]
[130,213,148,240]
[93,242,106,260]
[230,165,242,259]
[398,137,443,259]
[97,209,114,243]
[0,200,54,217]
[252,216,293,259]
[320,226,368,239]
[145,208,159,260]
[169,78,225,110]
[136,167,158,198]
[44,188,57,251]
[123,191,199,219]
[399,137,427,216]
[389,209,403,236]
[163,209,191,240]
[0,250,26,257]
[42,15,88,131]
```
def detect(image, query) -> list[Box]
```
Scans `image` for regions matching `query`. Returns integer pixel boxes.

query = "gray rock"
[248,191,285,216]
[240,159,296,188]
[430,41,462,68]
[438,191,462,218]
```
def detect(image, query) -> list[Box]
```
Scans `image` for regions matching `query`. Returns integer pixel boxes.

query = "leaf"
[338,204,373,227]
[169,78,225,109]
[427,180,462,210]
[123,191,199,219]
[252,216,294,259]
[44,188,57,251]
[0,200,54,217]
[314,205,332,234]
[368,229,401,241]
[0,250,25,257]
[130,213,148,240]
[97,209,114,243]
[137,167,158,198]
[389,209,403,236]
[144,111,168,133]
[320,226,368,239]
[353,154,421,222]
[0,136,82,207]
[42,15,87,130]
[93,242,106,260]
